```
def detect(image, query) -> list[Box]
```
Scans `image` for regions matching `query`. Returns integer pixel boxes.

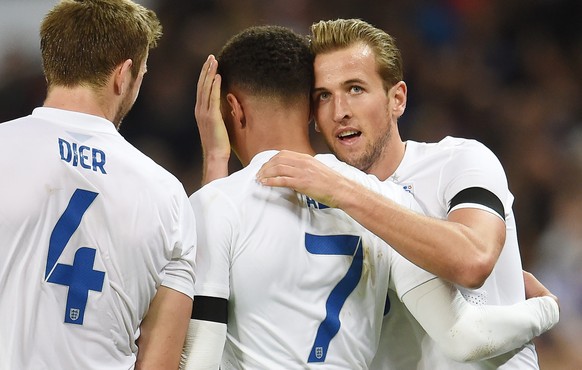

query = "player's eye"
[315,92,331,101]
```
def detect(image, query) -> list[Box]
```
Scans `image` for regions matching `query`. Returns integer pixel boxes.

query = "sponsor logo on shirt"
[402,184,413,194]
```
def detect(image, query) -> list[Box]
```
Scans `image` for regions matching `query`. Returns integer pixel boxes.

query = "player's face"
[312,43,397,174]
[114,54,148,128]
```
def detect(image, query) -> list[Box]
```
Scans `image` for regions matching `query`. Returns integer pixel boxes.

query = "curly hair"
[217,25,314,104]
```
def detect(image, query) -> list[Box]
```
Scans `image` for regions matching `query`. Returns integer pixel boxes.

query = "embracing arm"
[256,150,503,288]
[195,55,230,185]
[180,296,228,370]
[402,275,559,362]
[136,286,193,370]
[336,181,504,288]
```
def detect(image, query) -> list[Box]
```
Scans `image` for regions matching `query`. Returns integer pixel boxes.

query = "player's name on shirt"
[304,195,329,210]
[58,137,107,174]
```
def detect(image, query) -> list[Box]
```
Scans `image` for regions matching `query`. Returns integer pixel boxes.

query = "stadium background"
[0,0,580,368]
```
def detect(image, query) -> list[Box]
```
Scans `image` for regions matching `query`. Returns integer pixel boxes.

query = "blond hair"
[310,18,403,90]
[40,0,162,88]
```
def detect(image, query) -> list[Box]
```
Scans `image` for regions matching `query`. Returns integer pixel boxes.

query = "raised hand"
[195,54,230,184]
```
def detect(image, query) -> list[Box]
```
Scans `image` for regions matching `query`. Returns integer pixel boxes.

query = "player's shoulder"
[0,114,37,138]
[436,136,489,151]
[126,143,185,189]
[413,136,497,159]
[0,114,29,127]
[191,153,269,203]
[316,153,415,204]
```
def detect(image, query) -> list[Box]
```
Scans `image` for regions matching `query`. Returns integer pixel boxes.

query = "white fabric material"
[189,150,435,369]
[371,136,539,369]
[402,279,559,363]
[181,319,227,370]
[0,108,197,370]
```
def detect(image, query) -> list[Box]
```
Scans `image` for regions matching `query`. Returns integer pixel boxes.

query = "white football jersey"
[371,136,537,369]
[190,150,435,369]
[0,108,197,370]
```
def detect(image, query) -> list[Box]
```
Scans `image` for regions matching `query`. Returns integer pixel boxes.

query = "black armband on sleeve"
[191,295,228,324]
[448,187,505,220]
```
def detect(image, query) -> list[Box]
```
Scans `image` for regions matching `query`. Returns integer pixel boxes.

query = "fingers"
[523,270,544,298]
[257,161,295,185]
[196,55,218,114]
[523,270,559,307]
[196,55,211,105]
[256,151,305,180]
[209,73,221,114]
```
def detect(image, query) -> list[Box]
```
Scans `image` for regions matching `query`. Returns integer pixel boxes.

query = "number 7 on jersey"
[305,233,363,363]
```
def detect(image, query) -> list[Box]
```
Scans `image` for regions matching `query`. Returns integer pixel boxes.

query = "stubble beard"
[331,123,392,174]
[114,102,131,129]
[113,76,138,129]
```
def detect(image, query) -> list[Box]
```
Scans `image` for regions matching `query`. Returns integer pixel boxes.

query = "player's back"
[191,150,431,369]
[0,108,196,369]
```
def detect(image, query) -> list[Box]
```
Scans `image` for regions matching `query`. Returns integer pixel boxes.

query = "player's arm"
[136,286,193,370]
[256,150,502,288]
[180,296,228,370]
[336,182,505,289]
[183,187,234,369]
[401,274,559,362]
[195,55,230,185]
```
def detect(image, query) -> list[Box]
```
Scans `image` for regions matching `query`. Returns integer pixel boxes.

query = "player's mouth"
[337,130,362,141]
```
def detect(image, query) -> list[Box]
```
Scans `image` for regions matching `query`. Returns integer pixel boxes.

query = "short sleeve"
[440,140,510,218]
[189,184,238,300]
[160,191,198,299]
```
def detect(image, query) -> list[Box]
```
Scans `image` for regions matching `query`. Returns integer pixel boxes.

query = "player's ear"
[226,93,246,128]
[313,120,320,133]
[113,59,133,96]
[308,100,319,132]
[390,81,407,118]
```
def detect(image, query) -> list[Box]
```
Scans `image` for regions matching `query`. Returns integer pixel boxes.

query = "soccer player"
[257,18,547,368]
[181,25,558,369]
[0,1,196,368]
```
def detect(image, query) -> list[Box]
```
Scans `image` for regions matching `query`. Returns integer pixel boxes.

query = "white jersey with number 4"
[190,150,436,370]
[0,108,197,370]
[371,136,537,369]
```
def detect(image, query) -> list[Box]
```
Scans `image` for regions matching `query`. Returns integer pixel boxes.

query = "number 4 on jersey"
[45,189,105,325]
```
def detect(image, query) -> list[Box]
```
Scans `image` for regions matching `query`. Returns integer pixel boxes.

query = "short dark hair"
[217,25,314,104]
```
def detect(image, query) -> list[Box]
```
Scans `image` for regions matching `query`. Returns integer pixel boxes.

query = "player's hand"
[523,270,559,309]
[256,150,349,208]
[195,54,230,184]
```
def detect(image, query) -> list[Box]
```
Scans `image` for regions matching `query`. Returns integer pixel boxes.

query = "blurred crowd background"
[1,0,580,368]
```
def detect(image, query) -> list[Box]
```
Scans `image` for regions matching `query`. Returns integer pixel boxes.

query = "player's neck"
[239,121,315,166]
[43,85,115,124]
[366,138,406,181]
[237,102,315,166]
